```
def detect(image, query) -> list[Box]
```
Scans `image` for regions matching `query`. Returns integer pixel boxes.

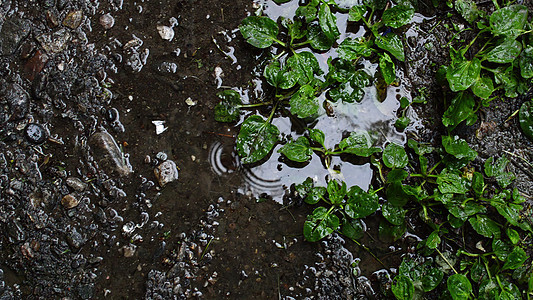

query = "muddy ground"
[0,0,532,299]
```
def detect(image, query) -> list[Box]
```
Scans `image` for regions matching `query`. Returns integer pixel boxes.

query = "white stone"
[157,25,174,41]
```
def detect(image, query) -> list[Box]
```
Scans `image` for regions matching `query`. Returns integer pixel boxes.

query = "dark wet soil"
[1,0,532,299]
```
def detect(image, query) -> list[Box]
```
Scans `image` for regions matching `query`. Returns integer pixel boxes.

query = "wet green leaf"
[295,3,318,23]
[305,186,326,204]
[383,143,408,169]
[392,275,414,300]
[348,5,366,22]
[236,115,280,164]
[214,90,242,122]
[503,247,528,270]
[470,260,487,283]
[422,268,444,292]
[341,218,365,240]
[446,57,481,92]
[442,136,477,162]
[295,177,313,198]
[442,92,476,127]
[493,239,513,261]
[454,0,481,23]
[278,136,313,162]
[472,171,484,197]
[507,228,520,245]
[319,3,340,41]
[471,76,494,99]
[382,202,406,225]
[379,52,396,85]
[484,157,515,188]
[468,214,500,238]
[308,128,325,146]
[518,47,533,79]
[375,34,405,61]
[519,100,533,141]
[489,5,528,38]
[426,230,441,249]
[328,81,364,103]
[303,206,339,242]
[387,169,408,183]
[485,39,522,63]
[273,0,291,3]
[327,180,347,205]
[382,5,414,28]
[387,182,410,207]
[307,23,334,51]
[395,116,410,131]
[338,37,374,60]
[494,66,519,98]
[339,131,381,157]
[345,186,379,219]
[290,85,319,118]
[479,279,499,299]
[447,200,486,221]
[286,51,321,85]
[264,60,298,89]
[447,274,472,300]
[239,16,279,48]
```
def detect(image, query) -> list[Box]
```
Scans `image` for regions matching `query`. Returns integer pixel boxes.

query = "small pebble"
[66,177,88,192]
[154,160,179,187]
[24,123,47,144]
[157,25,174,41]
[61,194,80,209]
[63,10,83,29]
[99,13,115,30]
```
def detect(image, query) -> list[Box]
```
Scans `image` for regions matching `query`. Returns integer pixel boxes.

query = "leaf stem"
[436,248,458,274]
[240,102,273,108]
[273,38,287,48]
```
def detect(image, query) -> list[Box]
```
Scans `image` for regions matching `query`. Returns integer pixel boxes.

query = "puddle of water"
[211,0,415,203]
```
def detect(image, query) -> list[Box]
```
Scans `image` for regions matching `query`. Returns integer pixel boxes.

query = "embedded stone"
[154,160,179,187]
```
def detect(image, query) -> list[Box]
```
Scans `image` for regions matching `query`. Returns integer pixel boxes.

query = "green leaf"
[472,171,485,197]
[341,218,365,240]
[519,100,533,141]
[493,238,513,261]
[328,81,365,103]
[295,177,313,198]
[305,186,326,204]
[382,5,414,28]
[345,186,379,219]
[392,275,414,300]
[471,76,494,99]
[422,268,444,292]
[348,5,366,22]
[426,230,441,249]
[319,3,340,41]
[479,279,499,299]
[387,169,408,183]
[375,34,405,62]
[307,24,334,51]
[379,52,396,85]
[303,207,339,242]
[484,157,515,188]
[239,16,279,48]
[489,5,528,38]
[519,47,533,79]
[290,85,319,118]
[214,90,242,122]
[494,66,519,98]
[395,116,410,131]
[382,202,406,225]
[383,143,408,169]
[484,39,522,63]
[468,214,500,238]
[286,51,321,85]
[278,136,313,163]
[273,0,291,3]
[442,92,476,127]
[503,247,528,270]
[236,115,280,164]
[446,200,486,221]
[338,37,374,60]
[442,136,477,162]
[446,57,481,92]
[387,182,410,207]
[339,131,381,157]
[454,0,481,23]
[327,180,347,205]
[447,274,472,300]
[308,128,325,146]
[264,60,298,89]
[295,4,318,23]
[491,199,521,227]
[507,228,520,245]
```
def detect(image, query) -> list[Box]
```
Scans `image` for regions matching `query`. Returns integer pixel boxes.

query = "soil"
[0,0,532,299]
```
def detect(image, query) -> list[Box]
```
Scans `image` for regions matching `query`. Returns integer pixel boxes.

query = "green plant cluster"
[441,0,533,132]
[213,0,533,298]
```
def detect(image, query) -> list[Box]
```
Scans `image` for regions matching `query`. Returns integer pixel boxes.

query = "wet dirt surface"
[1,0,532,299]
